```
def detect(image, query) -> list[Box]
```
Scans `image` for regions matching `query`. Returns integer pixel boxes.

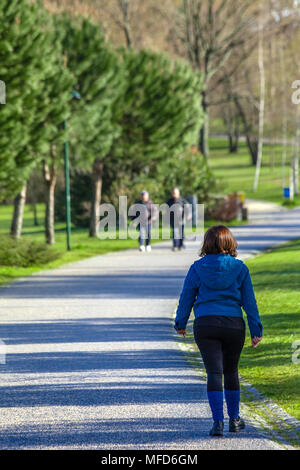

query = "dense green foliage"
[111,49,204,177]
[105,147,215,210]
[0,235,61,267]
[0,0,57,199]
[55,170,92,227]
[105,50,207,210]
[56,15,122,167]
[156,147,215,202]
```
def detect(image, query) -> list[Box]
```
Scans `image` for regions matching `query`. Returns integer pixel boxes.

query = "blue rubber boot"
[207,391,224,421]
[207,391,224,437]
[224,389,240,419]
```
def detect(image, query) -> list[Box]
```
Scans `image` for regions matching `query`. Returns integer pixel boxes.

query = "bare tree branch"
[117,0,132,48]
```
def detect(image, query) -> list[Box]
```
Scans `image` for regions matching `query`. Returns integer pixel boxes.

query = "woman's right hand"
[252,336,262,348]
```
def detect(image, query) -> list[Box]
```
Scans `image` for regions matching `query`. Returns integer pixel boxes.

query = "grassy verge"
[209,137,300,206]
[239,239,300,420]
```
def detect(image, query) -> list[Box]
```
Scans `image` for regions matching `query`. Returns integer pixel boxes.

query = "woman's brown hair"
[200,225,238,257]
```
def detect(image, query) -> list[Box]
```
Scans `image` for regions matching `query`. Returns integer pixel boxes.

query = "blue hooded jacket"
[174,254,263,338]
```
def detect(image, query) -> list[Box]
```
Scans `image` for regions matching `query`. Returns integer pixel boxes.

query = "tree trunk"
[247,138,258,166]
[223,108,233,153]
[253,11,265,192]
[294,105,300,195]
[279,33,288,188]
[228,118,240,153]
[199,91,209,160]
[32,203,39,226]
[223,104,239,154]
[120,0,132,48]
[229,139,238,154]
[45,178,56,245]
[233,118,240,153]
[43,148,57,245]
[10,184,27,240]
[289,159,295,201]
[234,97,258,165]
[89,158,104,238]
[269,27,276,171]
[228,133,233,152]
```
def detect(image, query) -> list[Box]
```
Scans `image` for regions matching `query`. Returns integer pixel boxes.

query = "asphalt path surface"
[0,205,299,449]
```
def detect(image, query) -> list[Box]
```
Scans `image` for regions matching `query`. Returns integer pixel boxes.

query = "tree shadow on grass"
[240,311,300,370]
[250,267,300,291]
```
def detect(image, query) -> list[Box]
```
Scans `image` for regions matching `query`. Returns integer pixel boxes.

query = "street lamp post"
[63,91,81,251]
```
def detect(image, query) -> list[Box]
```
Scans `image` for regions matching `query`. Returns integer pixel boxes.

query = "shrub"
[0,236,61,267]
[105,147,217,209]
[155,147,217,203]
[206,194,243,222]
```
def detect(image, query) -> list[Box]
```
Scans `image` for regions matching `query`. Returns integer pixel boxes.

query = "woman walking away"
[174,226,263,437]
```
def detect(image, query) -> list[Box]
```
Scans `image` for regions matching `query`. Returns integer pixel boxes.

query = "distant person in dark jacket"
[174,225,263,437]
[167,188,190,251]
[134,191,158,252]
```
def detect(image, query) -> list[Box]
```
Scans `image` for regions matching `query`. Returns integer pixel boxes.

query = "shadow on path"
[0,417,264,449]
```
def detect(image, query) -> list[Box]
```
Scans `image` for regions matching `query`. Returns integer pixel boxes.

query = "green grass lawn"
[239,239,300,420]
[209,138,300,206]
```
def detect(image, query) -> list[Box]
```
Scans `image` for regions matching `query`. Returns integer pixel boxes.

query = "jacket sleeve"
[150,202,159,221]
[240,266,263,338]
[174,265,199,331]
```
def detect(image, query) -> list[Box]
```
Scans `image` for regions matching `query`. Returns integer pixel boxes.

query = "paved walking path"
[0,204,300,449]
[244,198,287,218]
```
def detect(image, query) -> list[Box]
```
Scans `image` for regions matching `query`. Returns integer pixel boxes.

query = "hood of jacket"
[194,254,244,290]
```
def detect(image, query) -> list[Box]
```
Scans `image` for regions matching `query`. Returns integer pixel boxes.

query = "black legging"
[193,320,245,392]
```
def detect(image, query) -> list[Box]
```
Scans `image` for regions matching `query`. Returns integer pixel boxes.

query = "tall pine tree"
[0,0,51,198]
[0,0,71,239]
[40,16,74,245]
[56,15,124,237]
[111,49,204,183]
